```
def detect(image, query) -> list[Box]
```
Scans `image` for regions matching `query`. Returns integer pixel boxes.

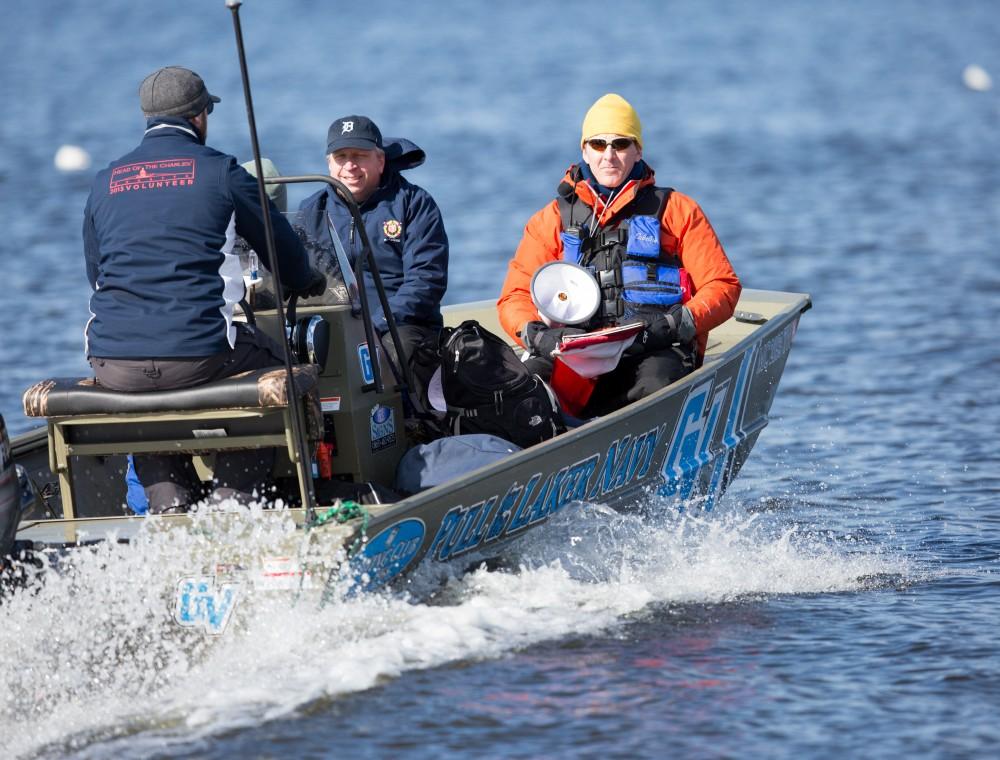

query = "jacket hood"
[383,137,425,171]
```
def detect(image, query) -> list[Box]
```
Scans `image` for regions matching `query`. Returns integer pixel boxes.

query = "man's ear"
[190,109,208,141]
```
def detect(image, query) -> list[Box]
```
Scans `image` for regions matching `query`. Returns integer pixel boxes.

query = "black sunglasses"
[586,137,634,152]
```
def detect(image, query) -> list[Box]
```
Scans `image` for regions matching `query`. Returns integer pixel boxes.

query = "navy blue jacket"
[297,140,448,332]
[83,116,312,359]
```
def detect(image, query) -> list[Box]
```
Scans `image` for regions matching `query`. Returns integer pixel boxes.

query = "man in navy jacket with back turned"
[297,115,449,369]
[83,66,325,513]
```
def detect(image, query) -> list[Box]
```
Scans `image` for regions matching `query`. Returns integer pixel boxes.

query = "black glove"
[288,267,327,301]
[635,305,689,352]
[521,321,585,357]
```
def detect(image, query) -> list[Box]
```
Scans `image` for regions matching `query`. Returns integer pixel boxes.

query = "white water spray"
[0,499,908,758]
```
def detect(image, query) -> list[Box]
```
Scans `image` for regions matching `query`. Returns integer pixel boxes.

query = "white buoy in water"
[54,144,92,172]
[962,64,992,92]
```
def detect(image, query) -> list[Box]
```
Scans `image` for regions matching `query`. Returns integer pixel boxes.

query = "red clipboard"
[549,321,644,415]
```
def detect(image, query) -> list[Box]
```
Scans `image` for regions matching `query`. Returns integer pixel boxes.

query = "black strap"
[555,175,673,234]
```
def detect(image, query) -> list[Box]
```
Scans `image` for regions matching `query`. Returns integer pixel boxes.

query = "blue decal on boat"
[429,453,601,563]
[658,348,754,506]
[358,342,375,385]
[354,518,425,589]
[174,576,240,635]
[484,481,529,543]
[588,426,664,500]
[702,346,756,510]
[657,378,728,502]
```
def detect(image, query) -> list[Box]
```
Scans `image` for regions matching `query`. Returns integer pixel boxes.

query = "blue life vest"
[556,177,687,329]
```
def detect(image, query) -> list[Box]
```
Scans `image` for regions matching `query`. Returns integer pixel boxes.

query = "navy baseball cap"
[326,115,383,154]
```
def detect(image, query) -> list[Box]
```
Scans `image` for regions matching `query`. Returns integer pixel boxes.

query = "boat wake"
[0,498,909,759]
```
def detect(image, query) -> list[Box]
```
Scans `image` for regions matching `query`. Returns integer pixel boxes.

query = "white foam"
[0,500,909,758]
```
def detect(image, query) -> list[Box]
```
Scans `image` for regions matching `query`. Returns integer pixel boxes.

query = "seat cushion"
[23,365,319,418]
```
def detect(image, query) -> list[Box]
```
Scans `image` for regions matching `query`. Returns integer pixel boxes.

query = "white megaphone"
[530,261,601,327]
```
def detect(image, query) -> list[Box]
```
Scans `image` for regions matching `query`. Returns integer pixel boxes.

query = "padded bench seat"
[23,365,320,418]
[22,365,322,519]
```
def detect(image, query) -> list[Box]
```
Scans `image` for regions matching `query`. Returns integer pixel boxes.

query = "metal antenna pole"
[226,0,316,512]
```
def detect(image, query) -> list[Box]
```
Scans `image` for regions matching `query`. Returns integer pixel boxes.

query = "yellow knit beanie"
[580,93,642,148]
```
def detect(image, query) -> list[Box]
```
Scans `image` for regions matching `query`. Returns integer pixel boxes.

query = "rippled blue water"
[2,1,999,757]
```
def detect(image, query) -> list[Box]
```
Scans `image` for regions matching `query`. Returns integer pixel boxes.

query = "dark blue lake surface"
[2,1,999,757]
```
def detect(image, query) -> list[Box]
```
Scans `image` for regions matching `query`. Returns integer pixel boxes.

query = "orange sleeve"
[664,191,741,336]
[497,200,564,346]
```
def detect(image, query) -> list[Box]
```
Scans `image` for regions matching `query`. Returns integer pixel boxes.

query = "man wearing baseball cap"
[497,93,741,415]
[83,66,326,512]
[297,114,449,375]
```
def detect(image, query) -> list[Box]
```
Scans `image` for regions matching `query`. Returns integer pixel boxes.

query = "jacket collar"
[562,161,656,226]
[143,116,202,144]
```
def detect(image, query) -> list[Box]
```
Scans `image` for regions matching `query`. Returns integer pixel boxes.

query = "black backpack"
[440,320,564,448]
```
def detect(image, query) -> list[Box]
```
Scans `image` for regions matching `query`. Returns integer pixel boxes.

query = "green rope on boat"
[307,499,369,532]
[296,498,370,608]
[304,498,370,559]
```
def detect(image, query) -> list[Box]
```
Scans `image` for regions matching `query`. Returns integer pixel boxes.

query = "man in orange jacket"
[497,93,741,414]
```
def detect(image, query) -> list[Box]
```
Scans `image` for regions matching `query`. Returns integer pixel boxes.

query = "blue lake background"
[1,1,999,757]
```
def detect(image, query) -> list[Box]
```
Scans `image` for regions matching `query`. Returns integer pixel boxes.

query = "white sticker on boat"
[321,396,342,412]
[370,404,396,452]
[174,575,241,635]
[192,428,228,438]
[256,556,314,591]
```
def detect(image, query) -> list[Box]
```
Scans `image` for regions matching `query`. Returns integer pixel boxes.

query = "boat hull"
[351,290,808,587]
[7,289,809,596]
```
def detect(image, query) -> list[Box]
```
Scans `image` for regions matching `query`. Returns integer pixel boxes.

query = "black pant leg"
[625,345,695,405]
[91,324,288,510]
[201,324,286,497]
[583,345,695,416]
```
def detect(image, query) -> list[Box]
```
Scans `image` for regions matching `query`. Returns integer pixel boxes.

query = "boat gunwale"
[374,288,811,519]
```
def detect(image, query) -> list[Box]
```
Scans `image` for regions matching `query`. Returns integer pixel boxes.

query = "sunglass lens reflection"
[588,138,632,151]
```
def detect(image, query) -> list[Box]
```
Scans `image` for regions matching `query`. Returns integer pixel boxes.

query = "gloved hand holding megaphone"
[525,261,601,356]
[522,321,586,358]
[529,261,600,327]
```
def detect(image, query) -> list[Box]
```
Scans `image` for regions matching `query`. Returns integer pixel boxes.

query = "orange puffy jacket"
[497,164,741,360]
